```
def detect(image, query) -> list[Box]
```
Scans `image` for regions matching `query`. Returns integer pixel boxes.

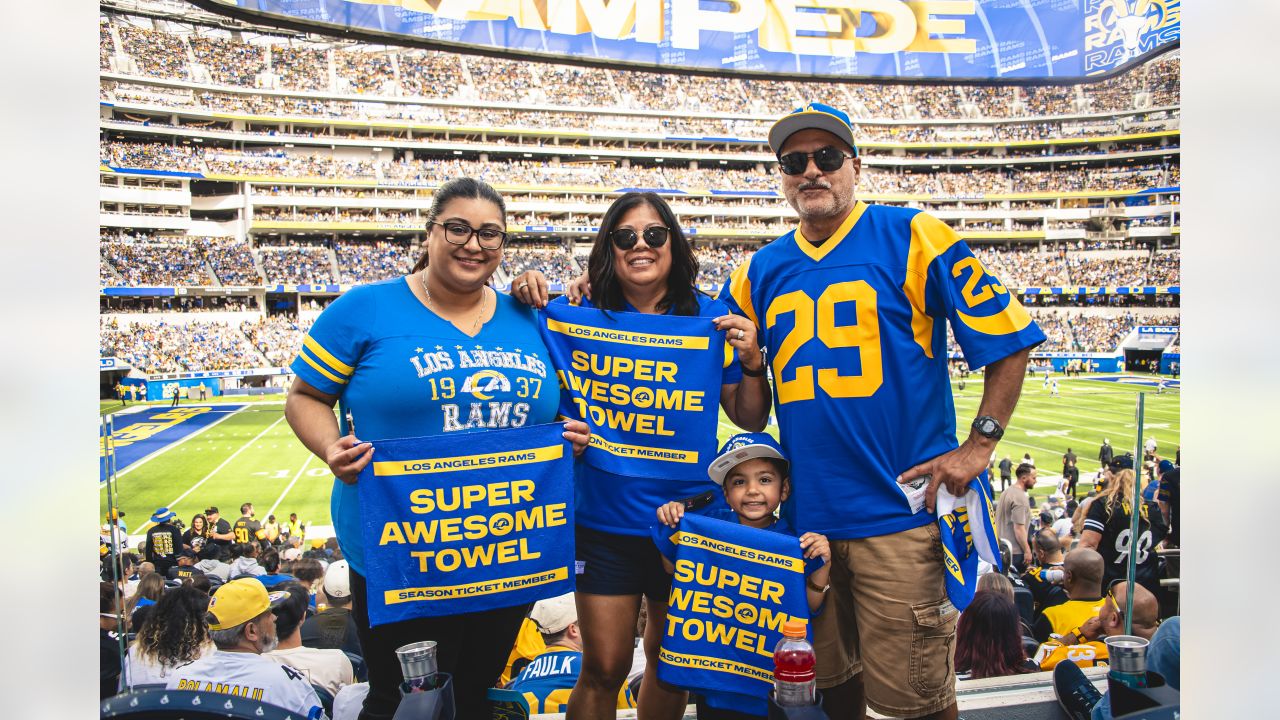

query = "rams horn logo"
[460,370,510,400]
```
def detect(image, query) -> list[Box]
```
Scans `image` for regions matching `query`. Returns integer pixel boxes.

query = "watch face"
[978,418,997,435]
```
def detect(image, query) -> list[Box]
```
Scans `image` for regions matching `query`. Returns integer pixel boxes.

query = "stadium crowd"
[257,243,337,285]
[101,140,1177,198]
[334,240,415,285]
[240,316,313,368]
[500,242,579,285]
[102,15,1179,122]
[100,317,266,373]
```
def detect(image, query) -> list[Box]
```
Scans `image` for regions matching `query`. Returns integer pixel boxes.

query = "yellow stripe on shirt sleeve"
[726,257,759,329]
[298,349,348,385]
[303,335,354,375]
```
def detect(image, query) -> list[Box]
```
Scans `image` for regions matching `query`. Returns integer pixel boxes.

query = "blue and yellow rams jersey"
[507,647,635,713]
[719,202,1045,540]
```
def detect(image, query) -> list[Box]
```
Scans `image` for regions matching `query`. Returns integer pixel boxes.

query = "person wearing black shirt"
[233,502,265,547]
[1022,529,1069,615]
[1062,448,1080,500]
[144,508,184,577]
[204,506,234,550]
[100,581,123,699]
[1079,466,1168,600]
[167,549,206,582]
[181,513,208,554]
[300,560,362,657]
[998,456,1013,492]
[1098,439,1113,470]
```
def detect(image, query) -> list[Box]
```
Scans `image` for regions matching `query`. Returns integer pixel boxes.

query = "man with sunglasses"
[719,102,1045,720]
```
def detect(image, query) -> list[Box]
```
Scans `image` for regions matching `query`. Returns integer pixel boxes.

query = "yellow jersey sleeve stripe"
[303,335,354,375]
[903,213,961,358]
[726,257,759,329]
[298,350,348,385]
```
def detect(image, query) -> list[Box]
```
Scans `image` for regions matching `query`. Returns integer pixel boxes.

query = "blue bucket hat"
[768,102,859,156]
[707,432,788,486]
[151,507,176,523]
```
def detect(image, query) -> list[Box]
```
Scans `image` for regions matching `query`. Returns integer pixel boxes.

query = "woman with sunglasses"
[512,192,772,720]
[284,177,590,720]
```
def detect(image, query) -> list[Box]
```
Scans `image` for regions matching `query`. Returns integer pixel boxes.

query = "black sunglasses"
[777,145,854,176]
[608,226,670,250]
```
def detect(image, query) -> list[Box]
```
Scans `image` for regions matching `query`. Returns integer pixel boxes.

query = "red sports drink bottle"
[773,620,816,706]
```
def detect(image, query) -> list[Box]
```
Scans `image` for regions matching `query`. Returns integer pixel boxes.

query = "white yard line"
[266,453,314,519]
[134,415,289,534]
[100,405,251,488]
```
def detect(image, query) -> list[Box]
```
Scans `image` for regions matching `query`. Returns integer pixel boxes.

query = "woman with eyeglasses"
[284,177,591,720]
[512,191,772,720]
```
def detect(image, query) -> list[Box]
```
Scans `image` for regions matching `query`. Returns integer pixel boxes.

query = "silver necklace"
[420,272,488,334]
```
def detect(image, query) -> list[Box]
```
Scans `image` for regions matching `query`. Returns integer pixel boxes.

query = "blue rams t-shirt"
[556,293,742,535]
[720,202,1045,540]
[290,278,561,575]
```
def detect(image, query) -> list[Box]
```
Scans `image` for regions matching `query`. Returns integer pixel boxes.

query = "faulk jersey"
[507,647,635,713]
[720,202,1045,539]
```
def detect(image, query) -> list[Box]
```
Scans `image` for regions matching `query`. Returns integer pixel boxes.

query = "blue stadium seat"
[344,651,368,683]
[101,688,300,719]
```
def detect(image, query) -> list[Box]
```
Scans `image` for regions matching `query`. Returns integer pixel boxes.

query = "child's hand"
[799,532,831,564]
[657,501,686,528]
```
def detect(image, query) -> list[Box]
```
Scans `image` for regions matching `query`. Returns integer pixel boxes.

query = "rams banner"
[539,302,723,480]
[357,423,574,625]
[199,0,1178,80]
[656,514,809,714]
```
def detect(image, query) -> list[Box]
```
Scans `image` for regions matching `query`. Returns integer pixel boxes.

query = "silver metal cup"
[1104,634,1149,688]
[396,640,438,689]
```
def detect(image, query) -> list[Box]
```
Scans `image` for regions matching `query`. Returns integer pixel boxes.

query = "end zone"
[100,405,248,483]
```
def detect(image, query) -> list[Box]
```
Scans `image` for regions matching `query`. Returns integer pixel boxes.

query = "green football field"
[100,374,1179,538]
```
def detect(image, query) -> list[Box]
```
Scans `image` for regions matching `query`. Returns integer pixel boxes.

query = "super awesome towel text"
[357,423,574,625]
[540,302,725,480]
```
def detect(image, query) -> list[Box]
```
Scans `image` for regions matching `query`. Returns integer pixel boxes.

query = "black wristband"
[741,364,766,377]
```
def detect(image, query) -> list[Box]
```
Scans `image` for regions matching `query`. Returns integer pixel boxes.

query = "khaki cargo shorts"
[811,522,958,718]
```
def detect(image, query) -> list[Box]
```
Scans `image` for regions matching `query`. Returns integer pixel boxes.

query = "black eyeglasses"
[429,221,507,250]
[777,145,855,176]
[608,226,670,250]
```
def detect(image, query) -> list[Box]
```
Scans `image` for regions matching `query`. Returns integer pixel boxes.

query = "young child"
[654,433,831,719]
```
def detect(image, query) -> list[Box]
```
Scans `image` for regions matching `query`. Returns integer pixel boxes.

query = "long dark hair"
[135,584,211,670]
[412,177,507,273]
[587,192,701,316]
[954,591,1035,679]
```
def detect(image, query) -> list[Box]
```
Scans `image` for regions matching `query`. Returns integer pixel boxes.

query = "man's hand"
[1078,616,1104,643]
[897,439,992,513]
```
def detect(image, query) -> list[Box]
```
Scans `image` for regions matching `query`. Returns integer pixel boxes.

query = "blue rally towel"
[935,472,1003,611]
[655,513,810,716]
[357,423,575,625]
[539,302,725,481]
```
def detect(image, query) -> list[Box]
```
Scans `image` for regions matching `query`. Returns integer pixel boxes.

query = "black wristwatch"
[972,415,1005,441]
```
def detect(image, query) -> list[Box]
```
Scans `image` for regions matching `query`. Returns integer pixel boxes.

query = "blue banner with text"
[656,513,810,714]
[357,423,574,625]
[540,302,724,481]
